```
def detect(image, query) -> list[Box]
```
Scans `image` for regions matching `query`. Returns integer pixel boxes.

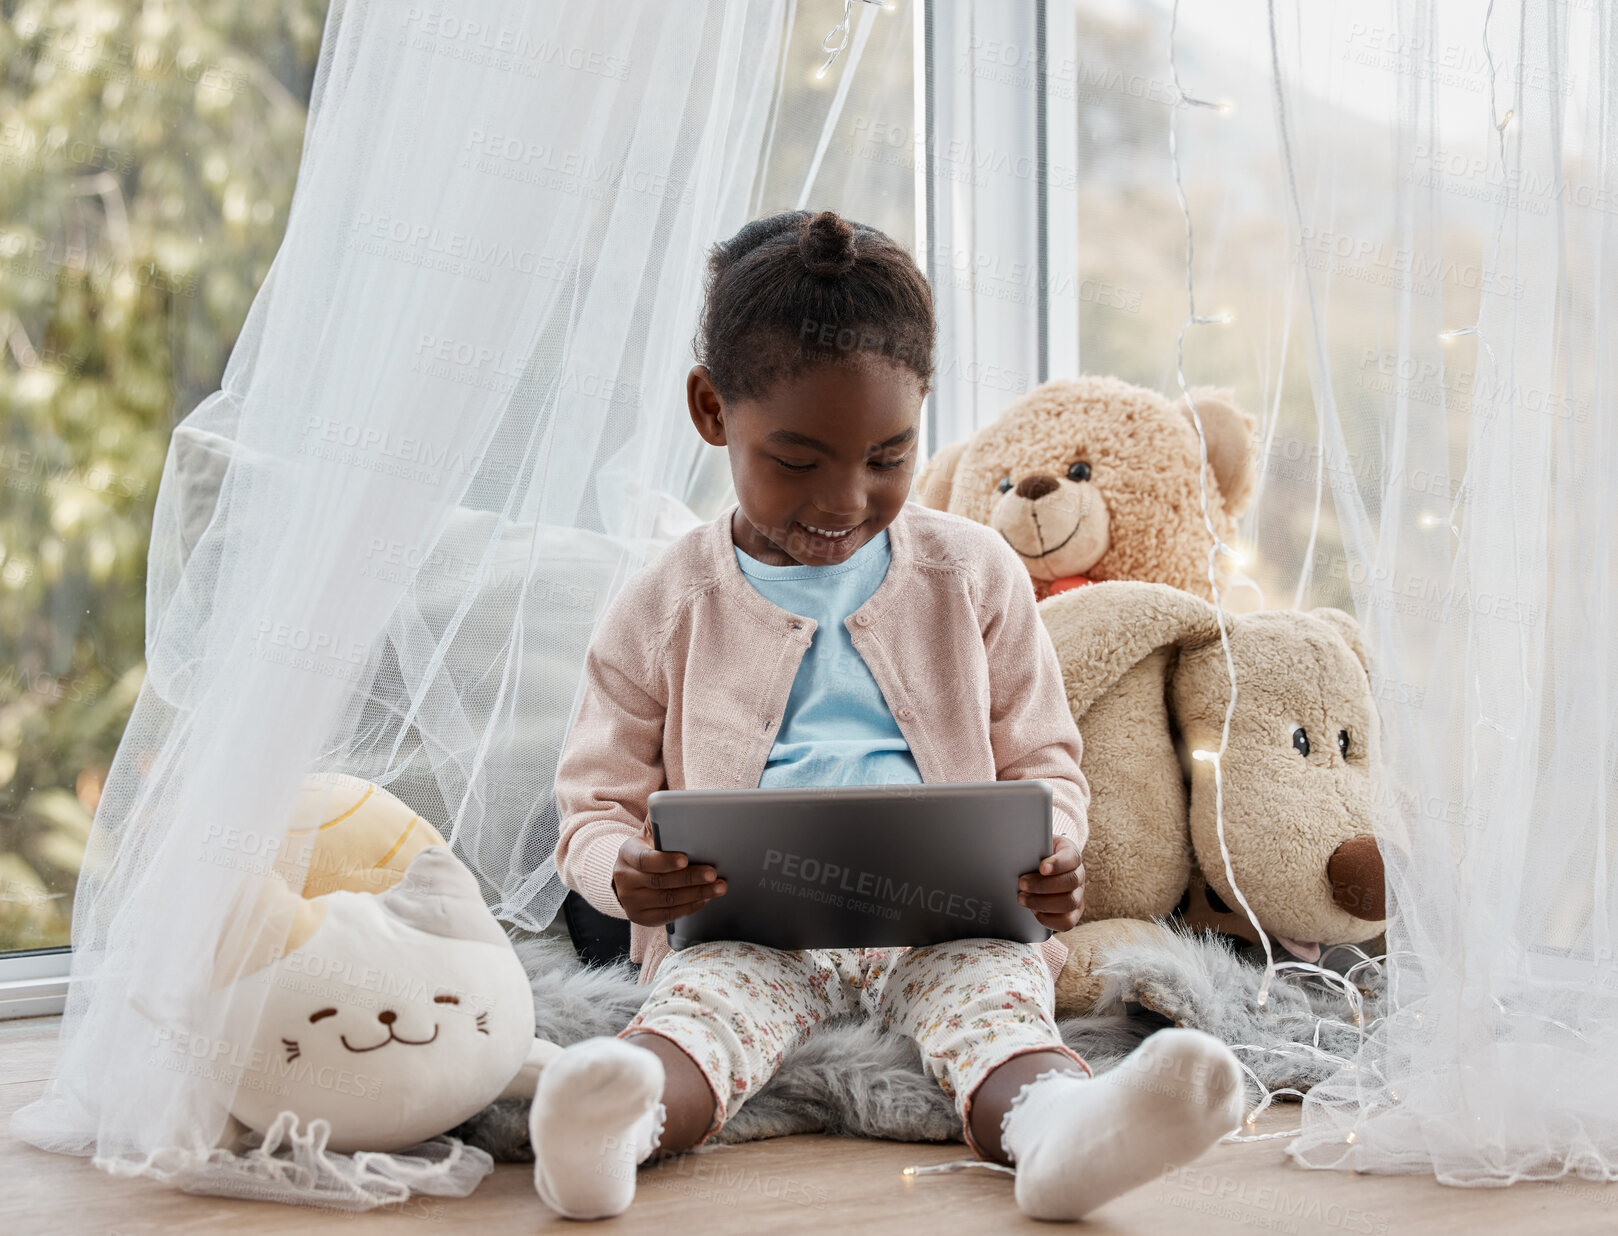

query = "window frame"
[0,948,69,1020]
[915,0,1079,461]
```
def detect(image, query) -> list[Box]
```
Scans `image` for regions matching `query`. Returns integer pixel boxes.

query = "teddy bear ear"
[912,438,968,510]
[1040,580,1223,719]
[1309,607,1371,676]
[1178,387,1258,516]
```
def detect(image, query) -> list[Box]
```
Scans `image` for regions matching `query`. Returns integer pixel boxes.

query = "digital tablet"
[647,780,1054,952]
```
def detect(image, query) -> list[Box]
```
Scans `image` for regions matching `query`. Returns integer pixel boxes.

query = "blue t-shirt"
[734,528,923,788]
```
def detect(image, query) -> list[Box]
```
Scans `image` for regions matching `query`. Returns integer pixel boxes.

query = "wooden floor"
[4,1016,1613,1234]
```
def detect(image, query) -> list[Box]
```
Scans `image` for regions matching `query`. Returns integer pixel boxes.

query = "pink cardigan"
[551,498,1090,985]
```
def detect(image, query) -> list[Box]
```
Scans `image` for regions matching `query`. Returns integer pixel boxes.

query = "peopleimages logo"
[760,849,992,926]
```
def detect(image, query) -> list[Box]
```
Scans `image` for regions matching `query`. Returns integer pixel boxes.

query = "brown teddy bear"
[913,375,1257,601]
[1035,581,1388,1016]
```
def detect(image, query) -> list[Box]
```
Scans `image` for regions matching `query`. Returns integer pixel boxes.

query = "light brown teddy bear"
[1035,581,1388,1016]
[913,375,1256,601]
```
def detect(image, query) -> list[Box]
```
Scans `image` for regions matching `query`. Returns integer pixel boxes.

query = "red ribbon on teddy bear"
[1046,575,1094,596]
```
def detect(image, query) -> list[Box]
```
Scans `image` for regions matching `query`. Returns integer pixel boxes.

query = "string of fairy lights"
[816,0,884,78]
[1166,0,1280,1026]
[1189,0,1396,1147]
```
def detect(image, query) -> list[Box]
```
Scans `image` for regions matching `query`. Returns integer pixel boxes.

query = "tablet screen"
[649,780,1053,951]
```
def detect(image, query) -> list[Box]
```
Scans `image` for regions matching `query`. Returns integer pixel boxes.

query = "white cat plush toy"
[217,776,552,1155]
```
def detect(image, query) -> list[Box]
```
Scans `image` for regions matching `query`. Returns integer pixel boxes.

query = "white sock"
[1000,1028,1245,1221]
[529,1037,666,1220]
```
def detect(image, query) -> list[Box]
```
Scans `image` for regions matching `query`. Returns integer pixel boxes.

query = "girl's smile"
[785,516,868,562]
[733,510,872,567]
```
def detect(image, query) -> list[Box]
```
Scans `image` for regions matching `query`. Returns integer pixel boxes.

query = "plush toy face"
[1040,580,1387,966]
[230,846,536,1153]
[1174,610,1387,958]
[914,376,1256,599]
[982,445,1111,585]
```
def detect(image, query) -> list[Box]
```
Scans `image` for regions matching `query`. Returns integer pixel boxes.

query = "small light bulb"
[1217,99,1236,115]
[1346,1130,1357,1144]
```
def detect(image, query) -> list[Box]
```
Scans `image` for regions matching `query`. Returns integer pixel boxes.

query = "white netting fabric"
[1047,0,1617,1188]
[147,1115,494,1210]
[12,0,918,1206]
[1145,0,1618,1185]
[1276,0,1618,1182]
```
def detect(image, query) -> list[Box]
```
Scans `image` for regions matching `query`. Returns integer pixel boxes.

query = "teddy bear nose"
[377,1009,397,1026]
[1014,473,1061,501]
[1327,836,1386,920]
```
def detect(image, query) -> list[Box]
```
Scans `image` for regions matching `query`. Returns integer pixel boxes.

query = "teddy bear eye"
[1292,727,1310,757]
[1067,461,1092,482]
[997,474,1013,493]
[1338,729,1350,758]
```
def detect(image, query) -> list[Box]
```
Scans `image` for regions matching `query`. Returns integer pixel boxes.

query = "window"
[0,2,924,980]
[0,0,1083,987]
[1,6,328,983]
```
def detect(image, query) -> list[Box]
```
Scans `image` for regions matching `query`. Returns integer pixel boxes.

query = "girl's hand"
[1017,835,1085,931]
[612,836,728,928]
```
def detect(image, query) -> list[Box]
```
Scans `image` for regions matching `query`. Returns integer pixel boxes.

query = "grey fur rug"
[451,930,1381,1161]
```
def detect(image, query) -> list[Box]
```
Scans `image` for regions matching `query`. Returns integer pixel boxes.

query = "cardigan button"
[854,613,871,626]
[897,706,914,720]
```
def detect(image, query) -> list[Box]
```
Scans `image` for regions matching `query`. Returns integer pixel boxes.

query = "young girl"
[537,210,1244,1221]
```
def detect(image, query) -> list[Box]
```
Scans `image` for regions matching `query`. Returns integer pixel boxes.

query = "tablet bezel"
[647,780,1055,952]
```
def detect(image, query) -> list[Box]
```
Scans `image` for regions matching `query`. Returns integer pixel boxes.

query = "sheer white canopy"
[1260,0,1618,1184]
[11,0,922,1204]
[1147,0,1618,1187]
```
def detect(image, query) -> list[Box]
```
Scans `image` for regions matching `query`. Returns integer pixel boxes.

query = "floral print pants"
[620,938,1090,1153]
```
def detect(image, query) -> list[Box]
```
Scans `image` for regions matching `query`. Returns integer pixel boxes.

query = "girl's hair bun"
[798,210,858,277]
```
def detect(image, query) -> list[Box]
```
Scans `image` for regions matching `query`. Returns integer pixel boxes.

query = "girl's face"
[688,356,924,568]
